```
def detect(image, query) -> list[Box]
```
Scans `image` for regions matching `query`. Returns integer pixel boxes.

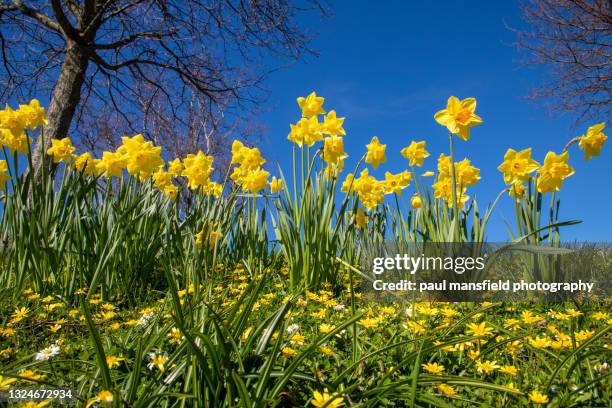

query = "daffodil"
[270,176,283,193]
[0,105,26,137]
[537,151,574,193]
[434,96,482,140]
[365,136,386,169]
[383,171,411,195]
[117,134,164,179]
[401,140,430,166]
[509,182,526,199]
[0,160,10,192]
[242,168,269,194]
[19,99,47,129]
[322,110,346,136]
[167,158,184,176]
[183,151,214,190]
[579,122,607,160]
[73,152,100,176]
[355,207,368,228]
[47,137,75,163]
[297,92,325,118]
[497,148,540,184]
[323,135,348,165]
[97,151,126,178]
[410,194,422,209]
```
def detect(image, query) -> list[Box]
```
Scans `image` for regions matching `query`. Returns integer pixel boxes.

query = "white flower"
[333,304,345,311]
[35,344,60,361]
[137,312,156,326]
[286,323,299,333]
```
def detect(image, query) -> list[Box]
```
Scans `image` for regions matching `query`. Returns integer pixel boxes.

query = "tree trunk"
[31,40,89,179]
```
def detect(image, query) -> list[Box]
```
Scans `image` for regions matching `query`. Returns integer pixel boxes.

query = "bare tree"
[0,0,324,176]
[517,0,611,121]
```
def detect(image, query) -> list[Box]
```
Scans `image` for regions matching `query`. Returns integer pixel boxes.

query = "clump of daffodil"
[230,140,269,194]
[432,154,480,208]
[383,171,411,195]
[0,100,45,154]
[401,140,430,167]
[346,168,385,210]
[536,151,574,193]
[434,96,482,141]
[96,151,126,178]
[578,122,607,160]
[195,226,224,248]
[72,152,101,176]
[116,134,164,180]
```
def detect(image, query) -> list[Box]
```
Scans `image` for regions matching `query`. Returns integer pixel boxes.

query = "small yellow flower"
[499,365,518,376]
[436,383,457,396]
[475,359,500,374]
[465,321,494,337]
[0,375,17,390]
[422,362,445,375]
[528,390,549,404]
[17,401,51,408]
[358,317,380,329]
[281,346,298,358]
[410,194,422,209]
[310,388,343,408]
[85,390,113,407]
[105,355,125,369]
[147,352,169,372]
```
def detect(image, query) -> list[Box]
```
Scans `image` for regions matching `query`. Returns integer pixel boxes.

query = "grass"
[0,96,610,407]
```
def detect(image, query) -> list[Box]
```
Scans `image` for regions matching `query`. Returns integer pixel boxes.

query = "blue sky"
[257,0,611,241]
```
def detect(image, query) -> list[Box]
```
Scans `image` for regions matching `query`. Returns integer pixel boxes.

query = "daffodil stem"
[448,132,459,240]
